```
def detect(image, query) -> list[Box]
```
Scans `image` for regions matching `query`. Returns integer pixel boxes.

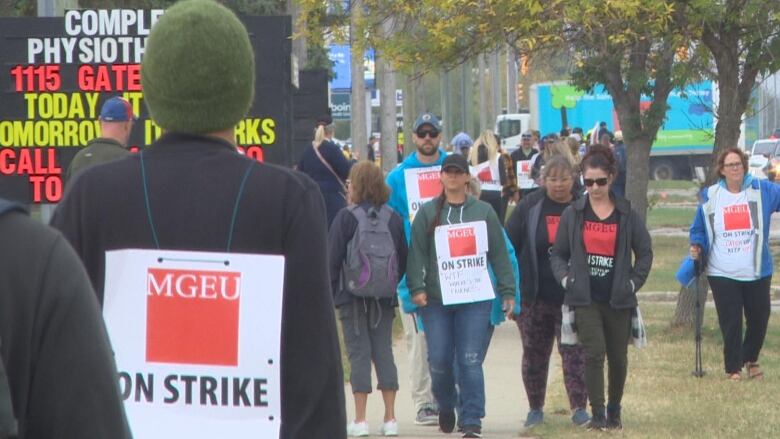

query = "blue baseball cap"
[451,132,473,149]
[413,112,442,132]
[100,97,137,122]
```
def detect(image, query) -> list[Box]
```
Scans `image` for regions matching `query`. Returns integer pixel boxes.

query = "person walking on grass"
[329,162,408,437]
[407,154,516,438]
[689,147,780,381]
[505,156,589,430]
[550,145,653,431]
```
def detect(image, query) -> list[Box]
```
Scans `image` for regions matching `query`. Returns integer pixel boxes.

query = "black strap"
[140,152,255,251]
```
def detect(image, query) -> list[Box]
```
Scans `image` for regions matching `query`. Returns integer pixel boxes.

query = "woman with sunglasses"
[505,156,589,430]
[550,145,653,431]
[407,154,516,438]
[689,148,780,381]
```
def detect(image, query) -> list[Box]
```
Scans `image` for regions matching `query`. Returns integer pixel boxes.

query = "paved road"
[345,321,539,438]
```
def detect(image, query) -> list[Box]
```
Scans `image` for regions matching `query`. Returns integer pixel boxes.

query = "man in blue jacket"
[385,112,447,426]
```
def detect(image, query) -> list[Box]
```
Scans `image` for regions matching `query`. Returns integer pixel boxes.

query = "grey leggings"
[338,299,399,393]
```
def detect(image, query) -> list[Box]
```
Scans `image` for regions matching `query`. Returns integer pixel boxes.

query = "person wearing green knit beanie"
[141,0,255,134]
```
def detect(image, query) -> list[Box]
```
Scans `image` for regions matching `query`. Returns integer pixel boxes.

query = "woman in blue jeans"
[407,154,516,438]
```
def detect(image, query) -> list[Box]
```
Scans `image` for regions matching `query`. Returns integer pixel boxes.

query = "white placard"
[103,249,285,438]
[516,159,537,189]
[404,166,442,223]
[434,221,495,305]
[470,161,501,192]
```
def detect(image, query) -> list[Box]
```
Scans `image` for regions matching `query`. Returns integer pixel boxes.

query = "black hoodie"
[0,199,130,439]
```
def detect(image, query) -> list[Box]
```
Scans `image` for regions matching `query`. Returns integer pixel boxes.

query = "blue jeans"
[420,300,492,427]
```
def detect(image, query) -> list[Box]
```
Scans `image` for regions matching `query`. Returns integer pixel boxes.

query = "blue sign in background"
[328,44,374,90]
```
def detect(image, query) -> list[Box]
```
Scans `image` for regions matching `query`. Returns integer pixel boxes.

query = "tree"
[670,0,780,327]
[360,0,692,219]
[676,0,780,180]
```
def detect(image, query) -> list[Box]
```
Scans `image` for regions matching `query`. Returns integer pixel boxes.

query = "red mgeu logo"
[448,227,477,257]
[546,215,561,244]
[477,166,493,183]
[146,268,241,366]
[418,171,442,198]
[723,204,750,231]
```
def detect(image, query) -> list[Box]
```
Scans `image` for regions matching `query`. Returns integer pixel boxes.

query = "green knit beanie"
[141,0,255,133]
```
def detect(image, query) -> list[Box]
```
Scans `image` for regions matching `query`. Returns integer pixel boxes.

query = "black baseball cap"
[442,154,469,173]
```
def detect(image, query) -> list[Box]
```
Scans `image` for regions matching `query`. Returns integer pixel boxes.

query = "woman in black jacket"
[550,145,652,432]
[505,156,588,429]
[298,123,353,227]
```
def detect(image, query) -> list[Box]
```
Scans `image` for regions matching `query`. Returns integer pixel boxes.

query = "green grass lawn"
[529,303,780,438]
[648,180,699,191]
[641,236,689,292]
[646,207,697,229]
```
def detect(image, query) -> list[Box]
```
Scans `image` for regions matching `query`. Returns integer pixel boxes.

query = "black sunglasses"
[416,129,439,139]
[583,177,609,187]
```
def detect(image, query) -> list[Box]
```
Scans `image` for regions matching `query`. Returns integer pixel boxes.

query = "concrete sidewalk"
[345,321,539,438]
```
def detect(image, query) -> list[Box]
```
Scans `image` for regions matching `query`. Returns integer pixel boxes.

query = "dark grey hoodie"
[550,193,653,309]
[0,199,131,439]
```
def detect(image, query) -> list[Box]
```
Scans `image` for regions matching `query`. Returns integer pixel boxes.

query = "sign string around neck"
[140,150,255,254]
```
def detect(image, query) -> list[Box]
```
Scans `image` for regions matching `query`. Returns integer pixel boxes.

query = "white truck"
[497,81,719,179]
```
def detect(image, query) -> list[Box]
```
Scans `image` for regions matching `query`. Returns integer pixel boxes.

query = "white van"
[495,113,531,153]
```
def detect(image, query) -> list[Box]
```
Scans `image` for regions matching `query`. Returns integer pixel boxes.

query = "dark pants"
[575,302,631,412]
[517,301,587,411]
[338,300,399,393]
[708,276,771,374]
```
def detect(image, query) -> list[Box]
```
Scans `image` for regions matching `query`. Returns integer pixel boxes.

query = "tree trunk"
[440,70,451,144]
[286,0,308,70]
[402,74,415,155]
[377,51,398,172]
[700,23,760,185]
[506,46,518,114]
[624,135,652,220]
[490,50,501,126]
[671,275,709,328]
[350,0,367,157]
[478,54,487,132]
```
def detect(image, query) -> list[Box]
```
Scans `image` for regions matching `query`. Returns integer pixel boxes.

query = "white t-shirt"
[707,189,758,280]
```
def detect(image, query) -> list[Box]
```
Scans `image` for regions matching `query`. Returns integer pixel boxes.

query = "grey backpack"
[342,205,399,299]
[0,198,22,439]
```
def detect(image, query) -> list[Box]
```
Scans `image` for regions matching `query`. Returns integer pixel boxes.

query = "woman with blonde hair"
[298,122,353,226]
[468,130,511,221]
[329,161,407,437]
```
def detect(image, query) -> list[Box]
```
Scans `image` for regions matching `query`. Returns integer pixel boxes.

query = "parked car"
[770,128,780,140]
[748,139,780,181]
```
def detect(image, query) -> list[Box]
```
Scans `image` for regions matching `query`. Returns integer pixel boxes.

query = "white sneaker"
[347,420,370,437]
[379,419,398,436]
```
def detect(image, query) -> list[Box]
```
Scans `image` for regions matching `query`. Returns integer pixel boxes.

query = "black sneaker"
[607,405,623,431]
[439,411,456,433]
[461,424,482,438]
[586,414,607,431]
